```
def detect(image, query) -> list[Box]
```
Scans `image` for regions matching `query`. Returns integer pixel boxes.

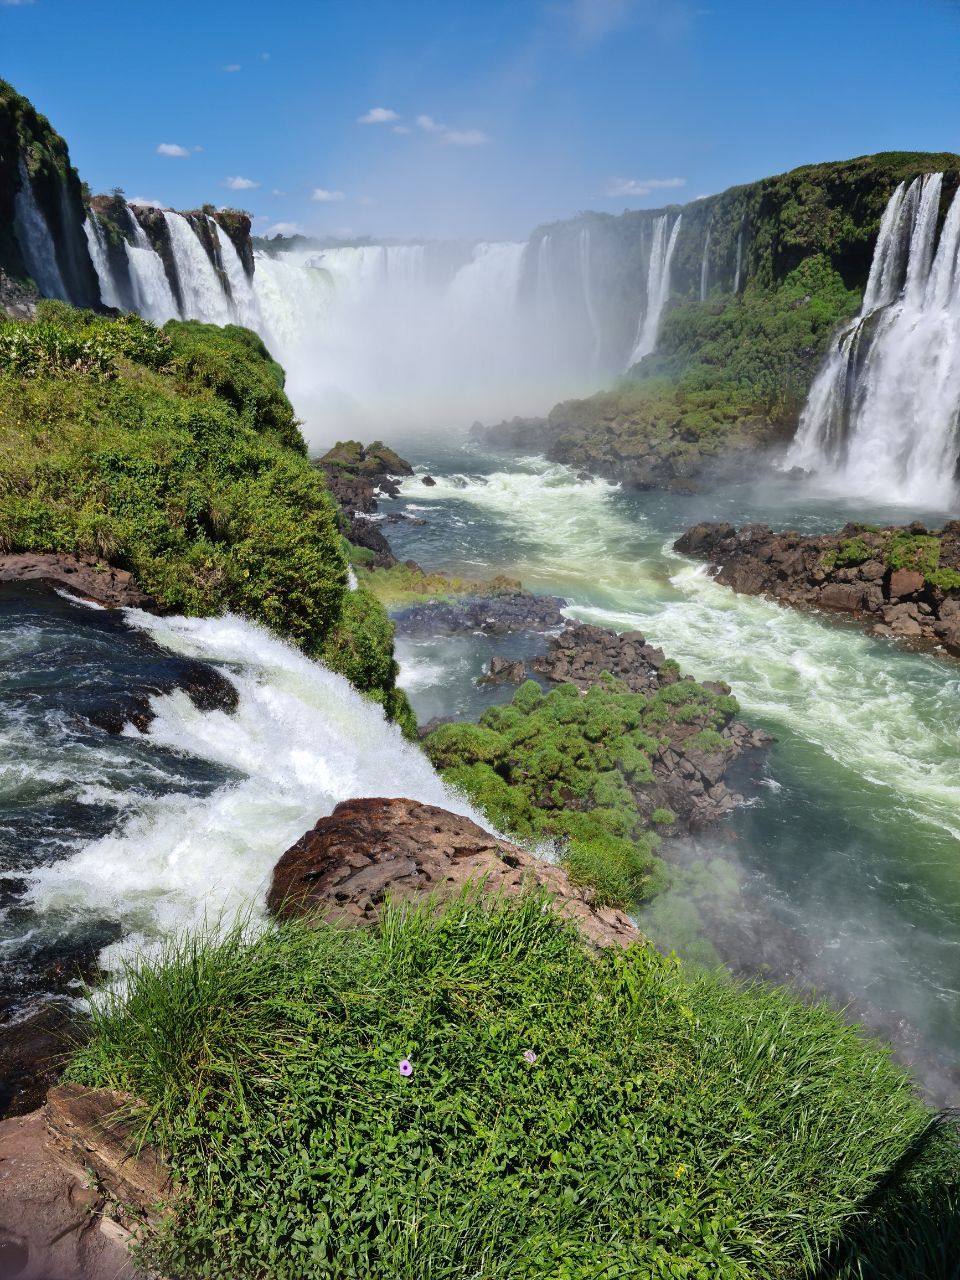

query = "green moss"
[0,308,409,726]
[425,676,737,909]
[886,532,941,579]
[836,536,873,566]
[68,896,960,1279]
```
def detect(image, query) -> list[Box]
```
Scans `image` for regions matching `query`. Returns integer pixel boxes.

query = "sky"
[3,0,960,242]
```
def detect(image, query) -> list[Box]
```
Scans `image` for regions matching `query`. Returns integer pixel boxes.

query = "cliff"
[0,79,100,309]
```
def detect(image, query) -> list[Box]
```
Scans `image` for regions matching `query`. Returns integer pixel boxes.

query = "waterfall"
[786,173,960,506]
[83,215,124,309]
[699,226,711,302]
[733,227,743,295]
[163,212,233,325]
[579,228,601,370]
[12,157,68,300]
[214,221,263,331]
[627,214,681,367]
[125,210,180,323]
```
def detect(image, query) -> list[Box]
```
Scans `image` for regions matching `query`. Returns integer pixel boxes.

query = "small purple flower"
[522,1049,537,1065]
[398,1058,414,1077]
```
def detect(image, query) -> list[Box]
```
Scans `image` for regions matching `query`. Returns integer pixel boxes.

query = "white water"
[125,211,180,323]
[628,214,682,367]
[214,220,263,331]
[733,227,743,295]
[699,226,711,302]
[397,457,960,849]
[13,157,68,300]
[26,610,481,970]
[163,212,233,325]
[82,216,123,309]
[579,228,601,370]
[787,173,960,506]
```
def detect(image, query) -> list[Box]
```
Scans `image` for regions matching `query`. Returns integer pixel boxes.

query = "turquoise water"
[384,443,960,1104]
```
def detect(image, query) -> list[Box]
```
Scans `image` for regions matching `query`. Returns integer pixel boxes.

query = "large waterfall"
[787,173,960,506]
[13,157,68,301]
[628,214,682,367]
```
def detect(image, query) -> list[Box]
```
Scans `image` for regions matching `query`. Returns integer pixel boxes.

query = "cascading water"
[125,209,180,323]
[787,173,960,505]
[627,214,682,367]
[12,157,68,300]
[82,216,123,309]
[733,227,744,295]
[214,221,263,331]
[163,212,233,325]
[699,226,711,302]
[579,228,601,370]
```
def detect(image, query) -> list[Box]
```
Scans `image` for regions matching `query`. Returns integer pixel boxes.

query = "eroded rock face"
[0,553,156,611]
[268,797,638,949]
[675,521,960,657]
[317,441,415,570]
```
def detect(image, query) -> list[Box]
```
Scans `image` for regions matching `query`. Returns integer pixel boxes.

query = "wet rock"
[479,656,527,684]
[84,657,238,735]
[393,591,567,637]
[0,1004,85,1119]
[421,475,437,487]
[0,553,156,611]
[268,797,638,949]
[674,520,960,660]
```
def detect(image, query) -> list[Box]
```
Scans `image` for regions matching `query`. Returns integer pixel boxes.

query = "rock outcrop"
[268,797,638,949]
[675,520,960,657]
[0,552,157,611]
[318,440,416,569]
[0,1084,171,1280]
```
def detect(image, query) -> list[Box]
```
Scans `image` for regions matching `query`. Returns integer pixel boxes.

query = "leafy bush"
[0,309,409,725]
[68,894,959,1280]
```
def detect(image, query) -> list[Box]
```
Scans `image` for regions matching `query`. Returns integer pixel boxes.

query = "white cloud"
[261,221,302,238]
[603,176,686,198]
[391,124,411,135]
[192,145,204,153]
[311,187,345,202]
[271,188,288,197]
[357,106,399,125]
[223,63,241,72]
[156,143,190,158]
[416,114,490,146]
[129,196,164,207]
[224,175,260,190]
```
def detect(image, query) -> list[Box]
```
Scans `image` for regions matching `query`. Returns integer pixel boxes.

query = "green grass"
[0,302,411,726]
[424,677,737,909]
[69,893,959,1279]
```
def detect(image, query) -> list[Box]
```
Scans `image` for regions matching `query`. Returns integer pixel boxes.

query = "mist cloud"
[358,107,399,124]
[604,176,685,197]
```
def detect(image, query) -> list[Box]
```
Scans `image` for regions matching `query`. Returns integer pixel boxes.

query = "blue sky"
[3,0,960,240]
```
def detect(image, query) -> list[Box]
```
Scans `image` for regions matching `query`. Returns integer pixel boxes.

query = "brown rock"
[0,1106,144,1279]
[268,797,637,949]
[819,582,868,612]
[888,568,925,600]
[0,554,156,611]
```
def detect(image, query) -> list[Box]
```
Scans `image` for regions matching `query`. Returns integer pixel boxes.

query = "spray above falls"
[787,173,960,506]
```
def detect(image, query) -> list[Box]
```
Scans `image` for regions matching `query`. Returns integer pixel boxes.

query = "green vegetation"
[822,524,960,593]
[424,677,736,909]
[0,302,412,728]
[358,559,523,608]
[69,893,960,1279]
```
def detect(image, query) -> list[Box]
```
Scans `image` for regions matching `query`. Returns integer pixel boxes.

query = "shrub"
[67,895,960,1280]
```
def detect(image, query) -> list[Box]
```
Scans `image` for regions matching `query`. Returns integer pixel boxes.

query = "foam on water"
[26,610,481,969]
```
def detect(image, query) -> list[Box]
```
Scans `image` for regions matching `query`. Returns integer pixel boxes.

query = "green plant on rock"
[426,677,738,909]
[0,307,411,730]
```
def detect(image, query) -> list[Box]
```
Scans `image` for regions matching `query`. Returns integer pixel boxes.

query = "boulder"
[479,656,527,685]
[888,568,925,599]
[819,582,868,612]
[268,797,638,949]
[0,553,156,611]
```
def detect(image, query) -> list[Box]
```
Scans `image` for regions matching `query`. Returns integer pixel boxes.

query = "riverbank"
[676,518,960,656]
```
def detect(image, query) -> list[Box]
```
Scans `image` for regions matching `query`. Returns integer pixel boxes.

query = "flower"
[398,1058,413,1077]
[522,1049,537,1064]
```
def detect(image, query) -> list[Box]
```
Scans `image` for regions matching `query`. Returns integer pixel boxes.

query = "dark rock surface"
[675,520,960,656]
[393,591,567,637]
[317,440,415,569]
[268,797,638,948]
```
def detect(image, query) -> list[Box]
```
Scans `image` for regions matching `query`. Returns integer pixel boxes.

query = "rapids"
[384,444,960,1103]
